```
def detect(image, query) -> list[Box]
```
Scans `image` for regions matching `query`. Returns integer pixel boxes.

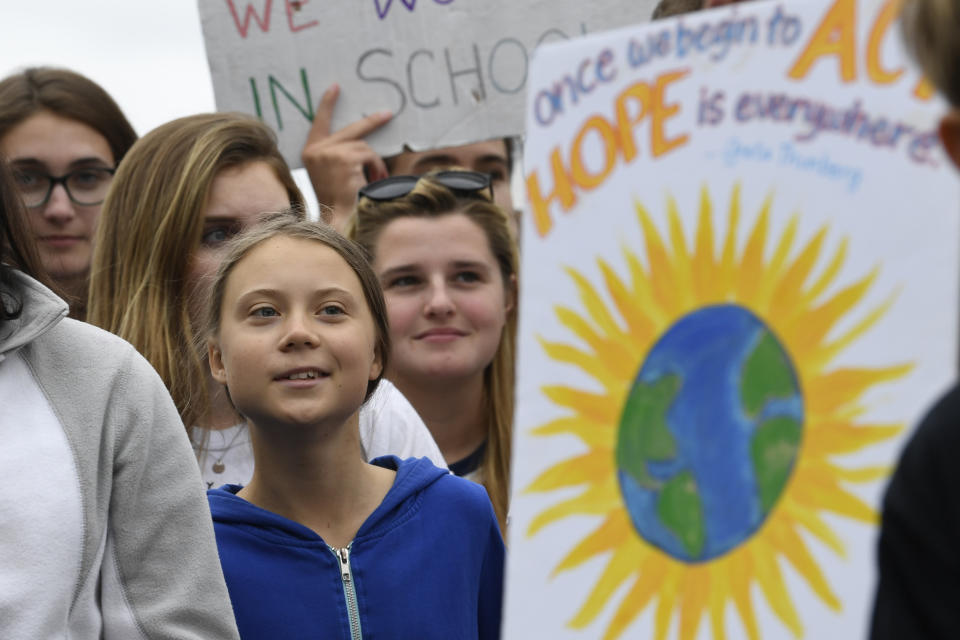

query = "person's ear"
[368,343,384,381]
[504,273,517,315]
[208,340,228,385]
[938,110,960,172]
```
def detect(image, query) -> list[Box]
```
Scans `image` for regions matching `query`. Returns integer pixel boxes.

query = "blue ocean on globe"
[615,304,803,563]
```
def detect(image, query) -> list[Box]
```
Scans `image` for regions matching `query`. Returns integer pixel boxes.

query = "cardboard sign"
[506,0,960,638]
[198,0,658,165]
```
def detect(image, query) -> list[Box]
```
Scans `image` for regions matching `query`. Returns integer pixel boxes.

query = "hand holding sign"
[301,84,392,229]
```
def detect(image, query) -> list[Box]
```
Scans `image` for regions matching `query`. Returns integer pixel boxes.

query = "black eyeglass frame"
[357,170,493,202]
[13,167,117,208]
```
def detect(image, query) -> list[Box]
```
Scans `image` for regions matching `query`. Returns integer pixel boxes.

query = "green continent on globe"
[740,330,795,417]
[751,416,802,515]
[616,374,680,489]
[657,470,706,557]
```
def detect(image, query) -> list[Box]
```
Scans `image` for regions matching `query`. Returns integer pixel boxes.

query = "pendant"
[212,460,225,474]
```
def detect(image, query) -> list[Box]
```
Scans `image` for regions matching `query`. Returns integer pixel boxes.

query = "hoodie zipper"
[330,544,362,640]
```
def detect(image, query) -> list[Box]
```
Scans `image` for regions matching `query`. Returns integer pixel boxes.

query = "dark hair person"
[0,67,137,318]
[0,156,239,638]
[869,0,960,637]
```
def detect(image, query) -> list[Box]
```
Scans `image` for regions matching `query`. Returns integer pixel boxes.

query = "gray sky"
[0,0,323,212]
[1,0,215,137]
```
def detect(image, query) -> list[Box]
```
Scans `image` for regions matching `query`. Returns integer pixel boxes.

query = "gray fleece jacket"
[0,270,239,639]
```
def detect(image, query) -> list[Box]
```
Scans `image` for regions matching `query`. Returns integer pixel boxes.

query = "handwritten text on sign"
[524,0,937,238]
[199,0,658,166]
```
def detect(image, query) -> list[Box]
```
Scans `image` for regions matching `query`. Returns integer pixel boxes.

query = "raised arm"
[302,84,392,231]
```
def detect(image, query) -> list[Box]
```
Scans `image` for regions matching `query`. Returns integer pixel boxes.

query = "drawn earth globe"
[615,304,804,562]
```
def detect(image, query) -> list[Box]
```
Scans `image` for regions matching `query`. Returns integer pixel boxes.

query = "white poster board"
[506,0,960,638]
[198,0,658,165]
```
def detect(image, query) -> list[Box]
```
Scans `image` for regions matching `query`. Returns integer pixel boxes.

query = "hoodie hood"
[208,456,450,543]
[0,270,68,361]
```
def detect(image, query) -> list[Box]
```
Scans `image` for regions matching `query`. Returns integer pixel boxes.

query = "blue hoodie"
[207,456,504,640]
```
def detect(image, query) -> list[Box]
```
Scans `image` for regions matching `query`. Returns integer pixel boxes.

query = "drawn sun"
[525,184,909,640]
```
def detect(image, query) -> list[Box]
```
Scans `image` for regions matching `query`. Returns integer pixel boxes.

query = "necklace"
[211,423,248,474]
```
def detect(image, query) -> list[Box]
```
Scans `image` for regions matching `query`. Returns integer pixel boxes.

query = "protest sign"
[505,0,960,638]
[198,0,657,166]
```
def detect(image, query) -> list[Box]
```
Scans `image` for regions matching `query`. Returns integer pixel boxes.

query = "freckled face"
[0,110,114,284]
[372,213,512,388]
[208,237,382,430]
[186,161,291,329]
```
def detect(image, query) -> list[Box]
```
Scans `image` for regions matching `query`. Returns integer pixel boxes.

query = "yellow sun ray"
[825,464,892,483]
[768,225,828,314]
[530,415,612,447]
[598,257,659,347]
[525,184,906,640]
[624,244,671,328]
[527,479,621,535]
[526,450,613,493]
[717,183,742,298]
[789,267,879,354]
[601,554,670,638]
[799,236,849,310]
[728,550,761,640]
[554,307,638,378]
[554,512,632,575]
[803,422,902,457]
[540,385,620,423]
[635,200,683,318]
[736,193,771,307]
[678,566,710,640]
[667,195,697,311]
[706,565,729,640]
[692,186,718,302]
[537,337,623,391]
[804,364,913,415]
[566,267,630,344]
[768,519,841,611]
[654,569,681,640]
[751,537,803,636]
[571,541,651,628]
[811,291,901,371]
[783,502,847,557]
[755,214,800,313]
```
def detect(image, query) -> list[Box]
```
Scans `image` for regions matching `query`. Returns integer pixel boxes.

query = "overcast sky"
[0,0,328,210]
[1,0,215,136]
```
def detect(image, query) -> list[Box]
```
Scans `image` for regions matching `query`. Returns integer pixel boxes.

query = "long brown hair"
[87,113,304,432]
[349,172,518,532]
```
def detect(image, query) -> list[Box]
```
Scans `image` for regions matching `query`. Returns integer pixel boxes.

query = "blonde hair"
[349,172,518,532]
[205,213,390,404]
[88,113,304,432]
[901,0,960,106]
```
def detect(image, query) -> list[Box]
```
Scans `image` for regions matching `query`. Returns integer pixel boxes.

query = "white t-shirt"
[196,379,446,489]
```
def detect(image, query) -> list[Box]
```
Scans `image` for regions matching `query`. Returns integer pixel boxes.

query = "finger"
[326,109,393,144]
[306,84,341,142]
[363,153,390,183]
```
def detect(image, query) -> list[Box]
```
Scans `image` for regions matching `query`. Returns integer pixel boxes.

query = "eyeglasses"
[12,167,116,208]
[358,170,493,202]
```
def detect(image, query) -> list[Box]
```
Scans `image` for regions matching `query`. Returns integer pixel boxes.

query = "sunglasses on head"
[357,170,493,202]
